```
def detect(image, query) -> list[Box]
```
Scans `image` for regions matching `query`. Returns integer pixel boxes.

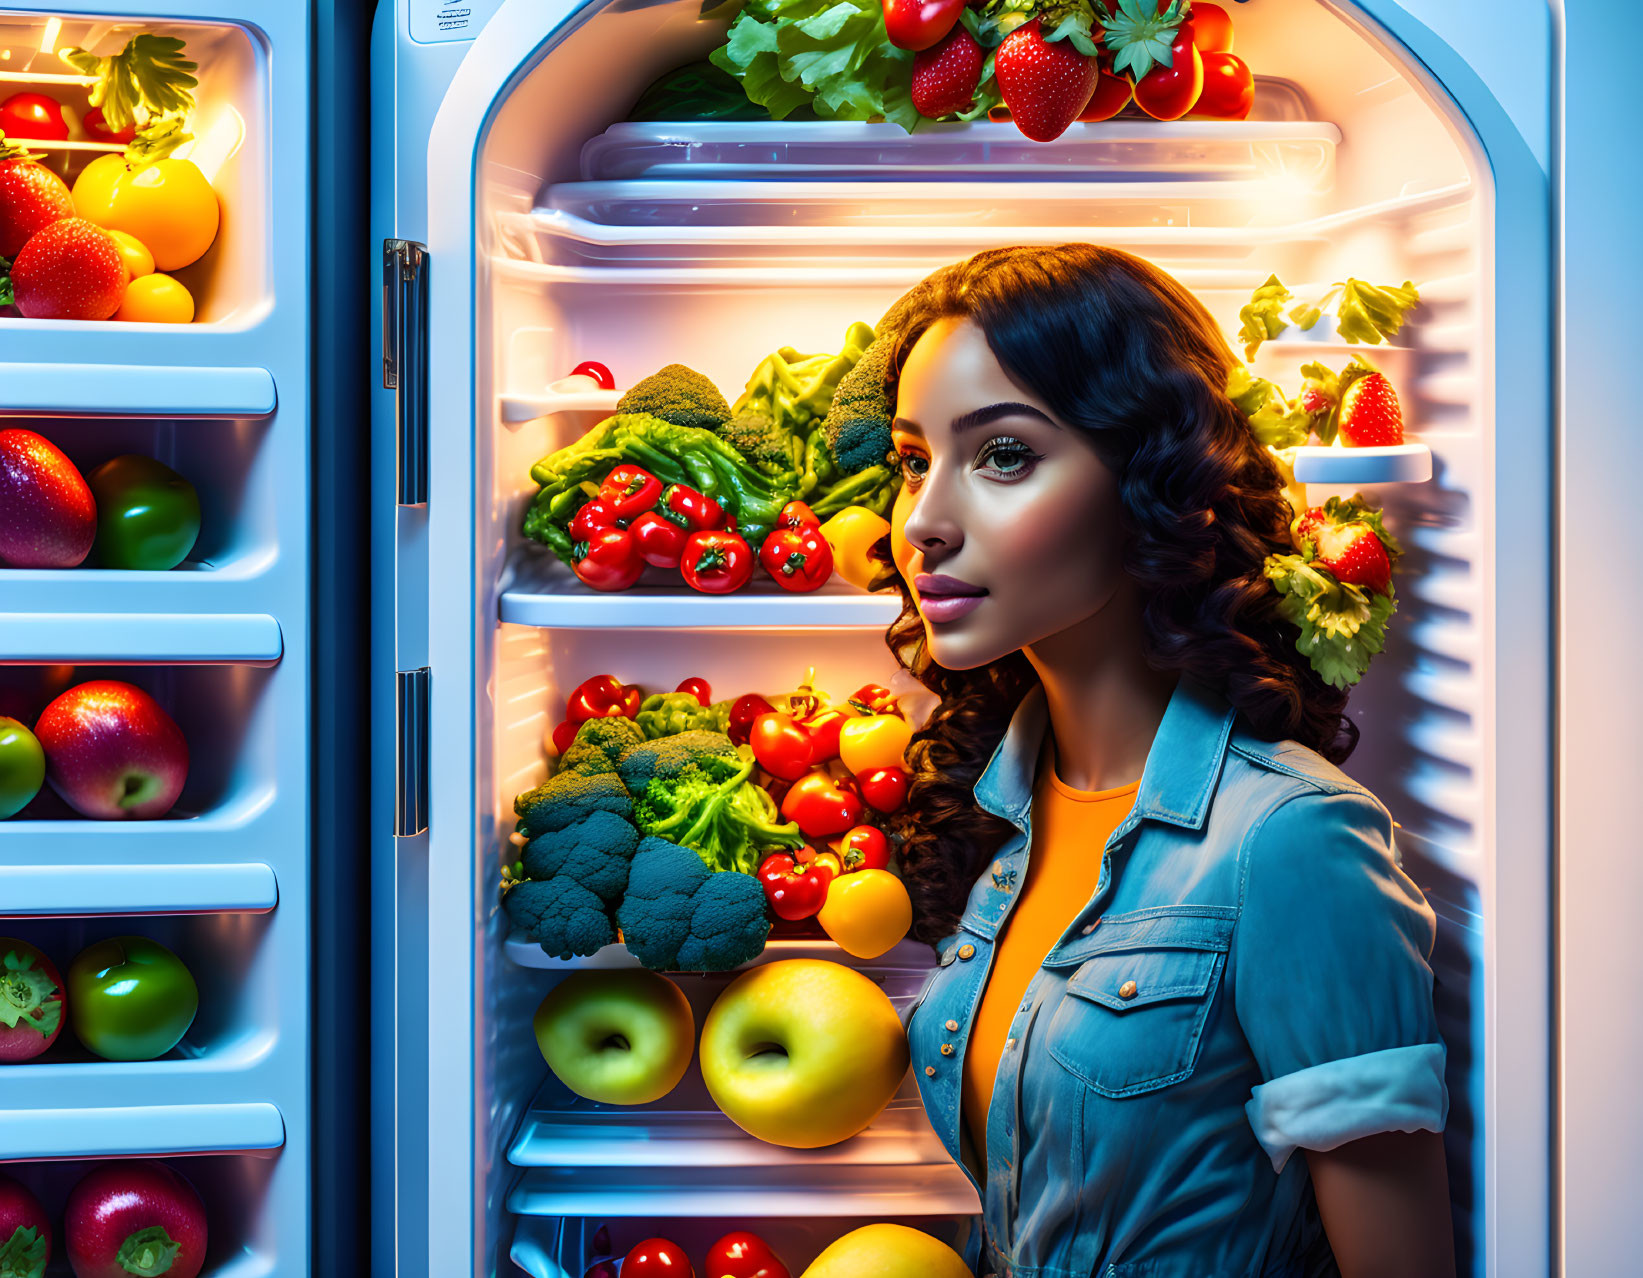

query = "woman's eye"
[977,438,1039,479]
[897,451,930,484]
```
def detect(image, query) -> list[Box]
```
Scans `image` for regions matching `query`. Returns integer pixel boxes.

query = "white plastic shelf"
[500,386,621,424]
[506,1163,979,1218]
[0,364,277,418]
[0,612,282,664]
[0,862,277,917]
[499,549,899,629]
[1291,443,1432,484]
[0,1102,285,1161]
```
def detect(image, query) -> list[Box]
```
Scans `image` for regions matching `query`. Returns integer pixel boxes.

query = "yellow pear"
[801,1223,972,1278]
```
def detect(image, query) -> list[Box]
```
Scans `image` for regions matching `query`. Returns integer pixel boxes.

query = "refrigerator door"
[0,0,317,1272]
[394,0,1555,1273]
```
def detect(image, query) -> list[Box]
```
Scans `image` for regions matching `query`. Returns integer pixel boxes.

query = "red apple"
[65,1161,207,1278]
[0,1171,51,1275]
[35,681,189,819]
[0,938,65,1063]
[0,429,97,568]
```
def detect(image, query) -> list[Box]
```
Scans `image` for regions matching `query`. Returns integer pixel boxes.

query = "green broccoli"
[629,741,802,875]
[505,877,616,960]
[616,837,771,971]
[521,809,640,906]
[559,715,645,776]
[615,729,741,794]
[717,409,802,478]
[635,693,733,739]
[512,770,633,840]
[821,332,896,474]
[616,363,731,430]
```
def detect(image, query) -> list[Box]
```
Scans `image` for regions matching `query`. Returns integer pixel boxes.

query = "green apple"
[533,968,695,1105]
[0,717,45,819]
[700,958,909,1148]
[68,935,198,1061]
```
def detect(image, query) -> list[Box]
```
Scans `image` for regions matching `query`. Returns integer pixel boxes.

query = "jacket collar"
[971,675,1239,833]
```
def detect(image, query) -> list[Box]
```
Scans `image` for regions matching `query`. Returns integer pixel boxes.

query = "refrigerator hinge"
[383,239,429,506]
[394,667,430,837]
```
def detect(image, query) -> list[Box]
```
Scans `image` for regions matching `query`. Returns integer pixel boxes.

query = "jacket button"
[1006,1036,1016,1050]
[940,1043,954,1055]
[1119,979,1138,1000]
[945,1019,959,1032]
[958,944,976,960]
[940,948,956,966]
[925,1065,937,1077]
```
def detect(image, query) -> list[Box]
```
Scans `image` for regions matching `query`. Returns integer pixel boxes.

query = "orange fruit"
[108,230,154,279]
[116,274,195,324]
[73,154,220,271]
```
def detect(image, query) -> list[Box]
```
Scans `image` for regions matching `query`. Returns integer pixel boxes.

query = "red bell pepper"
[566,675,642,723]
[598,464,663,523]
[835,825,893,873]
[680,530,753,593]
[573,527,645,591]
[660,483,729,533]
[781,770,865,838]
[629,510,688,568]
[758,850,835,921]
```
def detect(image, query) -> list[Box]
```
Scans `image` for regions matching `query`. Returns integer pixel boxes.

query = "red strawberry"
[912,26,986,118]
[9,217,129,320]
[1313,521,1392,596]
[0,137,75,259]
[1337,372,1404,447]
[0,428,97,568]
[1293,506,1327,553]
[994,19,1098,142]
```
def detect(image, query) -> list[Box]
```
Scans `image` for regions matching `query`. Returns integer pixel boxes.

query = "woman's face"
[890,315,1131,671]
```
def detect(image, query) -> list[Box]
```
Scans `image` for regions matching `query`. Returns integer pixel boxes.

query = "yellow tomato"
[817,869,911,960]
[819,505,891,590]
[108,230,154,279]
[73,154,220,271]
[838,713,913,777]
[116,274,195,324]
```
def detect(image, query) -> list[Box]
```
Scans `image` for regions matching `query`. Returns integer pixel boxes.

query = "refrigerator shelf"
[0,1102,284,1162]
[0,861,277,917]
[0,612,282,664]
[506,1162,980,1218]
[499,550,899,629]
[0,363,277,419]
[505,932,935,973]
[1290,443,1432,485]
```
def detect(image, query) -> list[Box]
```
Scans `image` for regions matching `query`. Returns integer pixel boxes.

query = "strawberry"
[9,217,129,320]
[994,19,1098,142]
[0,134,75,259]
[1292,506,1328,553]
[1337,371,1404,447]
[1312,520,1392,596]
[912,26,986,119]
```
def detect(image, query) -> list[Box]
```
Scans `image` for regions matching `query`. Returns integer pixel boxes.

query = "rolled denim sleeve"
[1233,787,1448,1172]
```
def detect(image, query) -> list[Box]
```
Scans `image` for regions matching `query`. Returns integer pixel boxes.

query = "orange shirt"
[962,753,1140,1167]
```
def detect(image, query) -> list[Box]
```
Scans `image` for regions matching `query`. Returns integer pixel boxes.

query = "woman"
[877,245,1454,1278]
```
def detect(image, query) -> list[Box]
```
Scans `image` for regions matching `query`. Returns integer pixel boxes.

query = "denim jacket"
[904,677,1448,1278]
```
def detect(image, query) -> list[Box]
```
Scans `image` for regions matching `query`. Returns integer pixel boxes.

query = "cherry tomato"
[781,770,865,838]
[571,360,615,390]
[0,92,69,142]
[836,825,893,874]
[629,510,688,568]
[751,711,815,780]
[567,675,643,723]
[728,693,775,747]
[83,105,138,145]
[1131,29,1203,120]
[621,1237,695,1278]
[1189,50,1254,120]
[858,765,910,813]
[598,463,662,523]
[680,529,753,593]
[573,527,644,591]
[758,522,834,592]
[1183,0,1233,53]
[676,676,712,706]
[758,850,833,921]
[661,483,729,532]
[707,1231,792,1278]
[550,719,579,754]
[881,0,967,51]
[569,496,622,543]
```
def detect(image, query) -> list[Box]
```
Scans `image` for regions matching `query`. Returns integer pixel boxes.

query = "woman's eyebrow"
[950,402,1060,433]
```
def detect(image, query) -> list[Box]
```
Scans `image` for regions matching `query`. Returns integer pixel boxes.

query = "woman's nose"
[901,475,964,558]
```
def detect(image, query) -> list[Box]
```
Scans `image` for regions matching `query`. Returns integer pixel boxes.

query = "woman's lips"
[915,573,987,624]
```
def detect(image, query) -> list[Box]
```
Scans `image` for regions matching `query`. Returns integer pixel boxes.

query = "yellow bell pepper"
[819,506,891,590]
[818,869,912,959]
[839,713,913,776]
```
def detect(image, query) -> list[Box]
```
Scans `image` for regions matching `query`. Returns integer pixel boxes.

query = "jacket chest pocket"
[1039,910,1232,1099]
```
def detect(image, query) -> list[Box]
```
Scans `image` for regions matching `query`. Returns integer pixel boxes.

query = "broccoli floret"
[513,770,633,840]
[504,877,617,960]
[718,409,802,477]
[616,363,731,430]
[821,333,895,474]
[520,809,641,906]
[560,716,646,777]
[616,837,770,971]
[615,730,741,794]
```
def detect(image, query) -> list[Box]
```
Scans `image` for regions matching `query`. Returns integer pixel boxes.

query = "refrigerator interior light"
[37,16,59,55]
[181,106,247,184]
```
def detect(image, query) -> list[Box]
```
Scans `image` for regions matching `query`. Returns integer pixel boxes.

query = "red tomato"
[675,676,712,706]
[751,711,814,780]
[0,92,68,142]
[836,825,893,874]
[1131,30,1202,119]
[569,497,621,543]
[757,850,833,921]
[707,1230,792,1278]
[800,709,846,764]
[598,463,663,522]
[1078,64,1133,121]
[630,510,688,567]
[728,693,775,747]
[781,770,865,838]
[881,0,967,51]
[776,499,821,530]
[1185,0,1233,53]
[571,359,615,390]
[858,765,910,813]
[1190,50,1254,119]
[622,1238,695,1277]
[759,522,833,592]
[680,529,753,593]
[82,105,137,145]
[662,483,728,532]
[573,527,644,591]
[550,719,579,754]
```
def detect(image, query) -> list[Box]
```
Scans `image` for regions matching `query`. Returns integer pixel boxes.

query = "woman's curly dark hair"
[872,244,1360,946]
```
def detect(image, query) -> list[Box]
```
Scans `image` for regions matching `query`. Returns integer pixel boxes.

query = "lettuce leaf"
[1238,274,1293,360]
[1333,278,1420,346]
[1264,551,1397,689]
[1227,364,1311,449]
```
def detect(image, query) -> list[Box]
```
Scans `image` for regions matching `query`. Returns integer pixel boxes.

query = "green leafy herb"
[0,948,59,1038]
[0,257,13,309]
[1332,278,1421,346]
[0,1224,48,1278]
[1098,0,1189,80]
[1044,6,1103,56]
[630,60,812,121]
[1238,274,1293,361]
[62,34,198,133]
[0,130,40,164]
[124,117,192,166]
[113,1225,181,1278]
[1226,365,1312,450]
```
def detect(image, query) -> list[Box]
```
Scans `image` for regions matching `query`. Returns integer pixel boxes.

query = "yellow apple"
[700,959,908,1148]
[817,869,911,960]
[532,968,695,1105]
[801,1223,972,1278]
[73,154,220,272]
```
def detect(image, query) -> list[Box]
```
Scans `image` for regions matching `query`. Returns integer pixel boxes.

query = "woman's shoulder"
[1208,720,1393,853]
